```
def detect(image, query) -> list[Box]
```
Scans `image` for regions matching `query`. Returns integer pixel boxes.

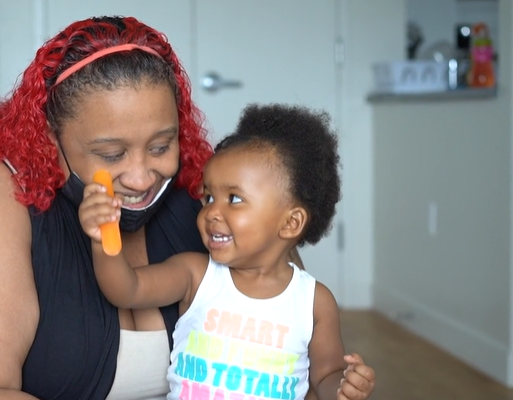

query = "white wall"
[502,0,513,387]
[338,0,404,307]
[373,0,512,387]
[0,0,36,98]
[373,98,511,384]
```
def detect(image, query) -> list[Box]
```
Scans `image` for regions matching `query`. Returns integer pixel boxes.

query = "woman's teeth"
[212,234,232,242]
[123,194,146,204]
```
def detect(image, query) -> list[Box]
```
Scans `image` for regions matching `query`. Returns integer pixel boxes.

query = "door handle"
[201,72,242,93]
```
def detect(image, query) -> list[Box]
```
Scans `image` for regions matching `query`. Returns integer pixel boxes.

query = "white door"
[191,1,342,297]
[42,0,343,300]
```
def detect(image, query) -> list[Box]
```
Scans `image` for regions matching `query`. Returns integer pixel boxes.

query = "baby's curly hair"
[215,103,341,246]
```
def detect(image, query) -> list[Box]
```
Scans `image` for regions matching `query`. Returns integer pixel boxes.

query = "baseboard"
[374,283,510,387]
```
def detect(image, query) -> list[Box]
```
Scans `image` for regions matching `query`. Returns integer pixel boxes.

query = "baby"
[79,103,375,400]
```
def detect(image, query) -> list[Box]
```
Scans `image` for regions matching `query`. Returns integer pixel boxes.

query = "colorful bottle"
[467,22,495,88]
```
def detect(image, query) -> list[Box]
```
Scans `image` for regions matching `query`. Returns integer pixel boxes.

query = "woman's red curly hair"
[0,16,213,211]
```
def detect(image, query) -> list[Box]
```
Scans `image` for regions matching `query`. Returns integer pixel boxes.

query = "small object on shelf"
[407,21,424,60]
[454,23,472,88]
[448,59,458,90]
[467,22,495,88]
[372,60,448,94]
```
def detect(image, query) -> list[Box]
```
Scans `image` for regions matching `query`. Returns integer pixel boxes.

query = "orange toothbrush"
[93,170,122,256]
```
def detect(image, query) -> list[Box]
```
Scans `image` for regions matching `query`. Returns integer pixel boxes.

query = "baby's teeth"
[212,235,232,242]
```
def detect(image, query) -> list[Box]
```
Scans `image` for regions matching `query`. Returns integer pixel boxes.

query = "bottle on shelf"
[454,23,471,88]
[467,22,495,88]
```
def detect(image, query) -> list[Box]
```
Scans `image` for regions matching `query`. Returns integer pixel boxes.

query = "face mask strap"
[55,136,76,179]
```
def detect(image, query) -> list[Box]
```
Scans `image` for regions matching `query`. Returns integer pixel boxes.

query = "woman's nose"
[119,155,155,190]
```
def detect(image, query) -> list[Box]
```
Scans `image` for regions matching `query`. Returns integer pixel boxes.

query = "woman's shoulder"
[0,161,30,226]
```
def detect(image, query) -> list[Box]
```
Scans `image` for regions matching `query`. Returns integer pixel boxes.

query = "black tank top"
[21,187,206,400]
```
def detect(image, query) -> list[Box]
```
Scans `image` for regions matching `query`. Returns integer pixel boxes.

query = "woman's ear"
[280,207,308,240]
[46,121,58,146]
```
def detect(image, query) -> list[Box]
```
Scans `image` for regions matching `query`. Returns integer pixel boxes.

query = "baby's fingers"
[80,206,120,241]
[83,181,108,199]
[337,378,364,400]
[343,353,375,383]
[81,183,121,210]
[344,368,372,392]
[79,184,121,240]
[338,353,375,400]
[343,353,363,365]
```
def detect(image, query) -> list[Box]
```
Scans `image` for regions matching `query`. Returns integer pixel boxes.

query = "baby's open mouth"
[211,234,233,243]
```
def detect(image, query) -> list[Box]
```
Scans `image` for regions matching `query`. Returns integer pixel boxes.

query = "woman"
[0,16,374,400]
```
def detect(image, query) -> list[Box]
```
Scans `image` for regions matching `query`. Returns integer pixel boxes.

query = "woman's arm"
[0,166,40,399]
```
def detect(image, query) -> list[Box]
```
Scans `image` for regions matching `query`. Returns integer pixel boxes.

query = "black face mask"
[61,171,174,233]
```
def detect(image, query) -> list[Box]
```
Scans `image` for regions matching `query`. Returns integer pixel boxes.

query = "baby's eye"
[204,194,213,204]
[229,195,242,204]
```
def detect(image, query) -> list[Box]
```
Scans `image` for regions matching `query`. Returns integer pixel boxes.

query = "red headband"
[54,44,163,86]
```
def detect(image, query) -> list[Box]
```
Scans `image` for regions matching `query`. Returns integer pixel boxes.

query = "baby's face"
[197,147,293,268]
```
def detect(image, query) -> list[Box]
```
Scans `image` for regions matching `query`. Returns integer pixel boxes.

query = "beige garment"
[105,329,170,400]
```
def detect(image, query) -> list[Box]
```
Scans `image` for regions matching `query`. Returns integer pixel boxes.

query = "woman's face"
[56,83,180,209]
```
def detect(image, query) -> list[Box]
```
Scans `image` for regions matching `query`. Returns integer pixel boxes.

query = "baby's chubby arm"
[308,283,375,400]
[79,182,208,309]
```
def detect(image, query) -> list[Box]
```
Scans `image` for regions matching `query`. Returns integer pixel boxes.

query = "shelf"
[367,87,497,103]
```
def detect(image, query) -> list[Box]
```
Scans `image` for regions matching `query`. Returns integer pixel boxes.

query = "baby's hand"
[78,183,121,244]
[337,353,375,400]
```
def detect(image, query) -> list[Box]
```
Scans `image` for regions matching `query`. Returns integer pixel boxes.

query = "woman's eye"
[99,153,124,163]
[229,195,242,204]
[149,145,170,155]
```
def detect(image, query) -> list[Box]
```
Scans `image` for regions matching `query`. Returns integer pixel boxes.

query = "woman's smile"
[120,190,152,208]
[118,180,168,209]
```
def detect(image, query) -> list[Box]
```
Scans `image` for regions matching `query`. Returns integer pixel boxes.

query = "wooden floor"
[340,309,513,400]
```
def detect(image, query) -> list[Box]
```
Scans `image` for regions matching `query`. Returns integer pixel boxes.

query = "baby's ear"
[280,207,308,240]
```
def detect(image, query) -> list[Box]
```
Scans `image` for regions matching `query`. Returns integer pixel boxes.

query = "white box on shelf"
[372,60,448,94]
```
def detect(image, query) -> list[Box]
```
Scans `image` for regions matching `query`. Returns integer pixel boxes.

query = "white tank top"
[167,257,316,400]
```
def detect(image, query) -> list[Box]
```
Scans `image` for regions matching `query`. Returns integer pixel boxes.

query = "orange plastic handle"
[93,170,122,256]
